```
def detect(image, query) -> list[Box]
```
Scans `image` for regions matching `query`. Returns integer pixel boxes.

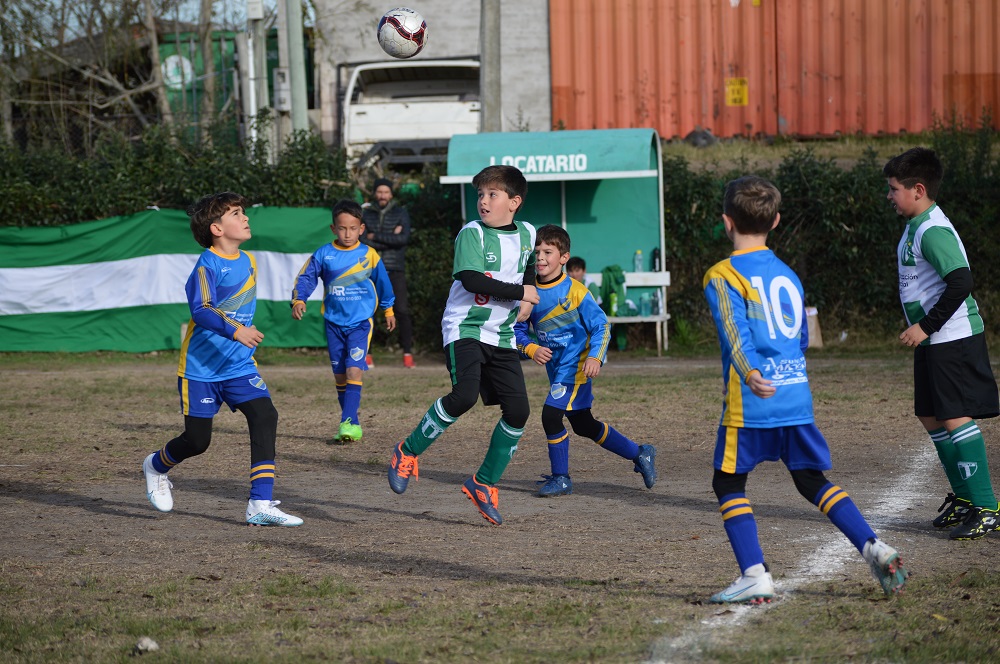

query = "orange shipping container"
[549,0,1000,139]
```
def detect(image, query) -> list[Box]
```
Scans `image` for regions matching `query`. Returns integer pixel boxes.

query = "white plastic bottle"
[633,249,643,272]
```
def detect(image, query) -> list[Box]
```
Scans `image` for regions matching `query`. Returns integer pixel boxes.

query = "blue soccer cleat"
[537,474,572,497]
[461,476,502,525]
[387,440,418,494]
[633,444,657,489]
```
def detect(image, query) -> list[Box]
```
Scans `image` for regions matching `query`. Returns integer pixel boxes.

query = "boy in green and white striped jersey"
[886,147,1000,540]
[386,165,540,525]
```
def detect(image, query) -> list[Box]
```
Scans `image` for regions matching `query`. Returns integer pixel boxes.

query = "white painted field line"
[646,442,937,664]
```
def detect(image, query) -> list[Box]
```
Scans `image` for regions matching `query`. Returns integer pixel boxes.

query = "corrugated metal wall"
[550,0,1000,139]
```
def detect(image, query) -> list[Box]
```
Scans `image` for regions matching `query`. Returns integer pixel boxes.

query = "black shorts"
[914,333,1000,420]
[441,338,530,427]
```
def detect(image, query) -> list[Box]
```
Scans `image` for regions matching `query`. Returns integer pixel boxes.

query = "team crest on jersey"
[958,461,979,480]
[350,347,365,361]
[550,383,567,399]
[559,296,571,310]
[248,375,267,390]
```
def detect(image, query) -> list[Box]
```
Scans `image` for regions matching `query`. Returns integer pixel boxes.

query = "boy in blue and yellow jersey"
[703,176,906,604]
[885,147,1000,540]
[514,225,656,497]
[291,199,395,443]
[141,192,303,527]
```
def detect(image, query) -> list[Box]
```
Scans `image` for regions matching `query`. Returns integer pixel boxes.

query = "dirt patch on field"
[2,354,998,661]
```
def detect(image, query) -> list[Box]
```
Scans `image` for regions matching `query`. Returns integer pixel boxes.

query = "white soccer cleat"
[246,499,303,527]
[863,539,909,595]
[710,569,775,605]
[142,453,173,513]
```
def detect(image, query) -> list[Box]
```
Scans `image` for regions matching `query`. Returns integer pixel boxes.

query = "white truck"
[338,58,481,169]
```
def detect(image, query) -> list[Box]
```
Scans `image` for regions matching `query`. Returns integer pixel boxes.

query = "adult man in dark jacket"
[362,178,415,367]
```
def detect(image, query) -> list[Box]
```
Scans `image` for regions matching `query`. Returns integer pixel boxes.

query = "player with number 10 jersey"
[703,249,812,429]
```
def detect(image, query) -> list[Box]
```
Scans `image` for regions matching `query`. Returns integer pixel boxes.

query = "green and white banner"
[0,207,336,353]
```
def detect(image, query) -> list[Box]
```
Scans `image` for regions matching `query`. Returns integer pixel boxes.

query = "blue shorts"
[179,373,271,417]
[544,379,594,411]
[325,319,373,374]
[714,423,832,475]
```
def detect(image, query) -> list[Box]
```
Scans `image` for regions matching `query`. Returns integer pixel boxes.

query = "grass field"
[2,348,1000,663]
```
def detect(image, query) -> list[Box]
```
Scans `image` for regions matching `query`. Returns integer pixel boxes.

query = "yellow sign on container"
[725,77,749,107]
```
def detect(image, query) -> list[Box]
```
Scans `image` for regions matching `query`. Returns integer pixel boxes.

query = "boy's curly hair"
[188,192,248,248]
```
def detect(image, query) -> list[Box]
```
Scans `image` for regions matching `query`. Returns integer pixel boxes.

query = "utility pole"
[479,0,502,133]
[285,0,309,132]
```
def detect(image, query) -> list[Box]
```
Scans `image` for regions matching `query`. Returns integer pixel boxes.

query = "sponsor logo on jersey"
[249,375,267,390]
[475,293,490,305]
[486,251,497,263]
[221,267,231,273]
[761,357,807,386]
[350,347,365,361]
[958,461,979,480]
[550,383,567,399]
[330,285,347,296]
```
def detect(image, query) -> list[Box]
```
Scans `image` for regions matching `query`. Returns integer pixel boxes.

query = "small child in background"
[703,175,907,603]
[291,199,396,443]
[516,225,656,497]
[566,256,587,283]
[567,255,601,303]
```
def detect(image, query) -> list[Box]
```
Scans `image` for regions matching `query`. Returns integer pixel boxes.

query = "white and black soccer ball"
[377,7,427,59]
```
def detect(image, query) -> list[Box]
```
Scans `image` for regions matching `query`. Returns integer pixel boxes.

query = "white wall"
[311,0,551,147]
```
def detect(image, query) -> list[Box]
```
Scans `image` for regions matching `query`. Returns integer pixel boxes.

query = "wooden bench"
[587,270,672,355]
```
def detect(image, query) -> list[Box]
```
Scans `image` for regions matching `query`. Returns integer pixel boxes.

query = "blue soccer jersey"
[515,273,610,407]
[291,242,395,327]
[703,246,813,428]
[178,247,260,382]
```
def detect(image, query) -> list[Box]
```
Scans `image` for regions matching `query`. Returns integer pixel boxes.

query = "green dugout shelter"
[440,128,671,351]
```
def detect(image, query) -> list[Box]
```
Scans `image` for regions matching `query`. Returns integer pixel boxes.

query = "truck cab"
[339,58,481,169]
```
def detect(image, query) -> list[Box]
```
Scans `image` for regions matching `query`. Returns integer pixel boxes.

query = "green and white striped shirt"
[897,204,983,344]
[442,220,536,348]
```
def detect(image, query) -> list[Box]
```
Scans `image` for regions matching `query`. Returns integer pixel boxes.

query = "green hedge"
[4,121,999,352]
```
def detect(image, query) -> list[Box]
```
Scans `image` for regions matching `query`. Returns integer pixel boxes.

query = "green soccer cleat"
[336,421,363,443]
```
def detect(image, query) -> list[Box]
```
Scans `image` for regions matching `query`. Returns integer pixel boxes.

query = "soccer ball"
[377,7,427,59]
